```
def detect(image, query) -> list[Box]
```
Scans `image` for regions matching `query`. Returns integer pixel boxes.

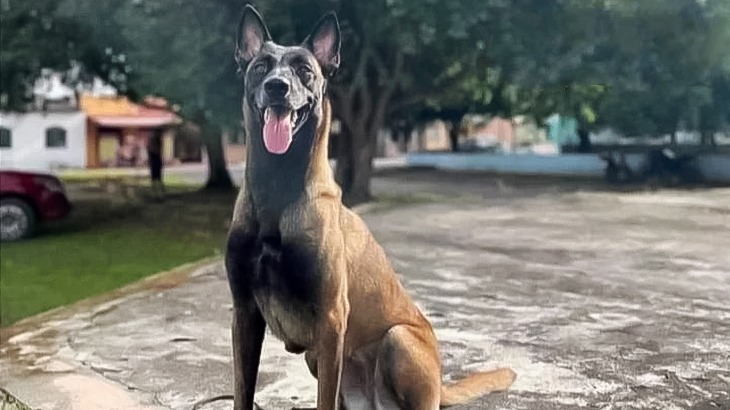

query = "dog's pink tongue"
[263,108,292,154]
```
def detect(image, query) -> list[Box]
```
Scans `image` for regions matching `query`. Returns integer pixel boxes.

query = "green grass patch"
[0,182,236,326]
[59,168,190,182]
[0,225,218,325]
[59,173,194,191]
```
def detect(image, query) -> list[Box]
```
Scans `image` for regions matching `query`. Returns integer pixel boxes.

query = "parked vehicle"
[0,170,72,241]
[641,148,704,187]
[600,148,704,187]
[599,151,634,184]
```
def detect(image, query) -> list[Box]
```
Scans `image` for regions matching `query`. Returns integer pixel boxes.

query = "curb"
[0,256,222,343]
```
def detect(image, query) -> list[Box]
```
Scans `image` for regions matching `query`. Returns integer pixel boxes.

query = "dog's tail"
[439,367,516,408]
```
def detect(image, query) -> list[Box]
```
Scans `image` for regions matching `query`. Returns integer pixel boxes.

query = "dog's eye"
[297,66,313,80]
[252,62,268,76]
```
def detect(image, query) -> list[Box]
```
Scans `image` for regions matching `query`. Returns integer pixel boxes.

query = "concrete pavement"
[2,170,730,409]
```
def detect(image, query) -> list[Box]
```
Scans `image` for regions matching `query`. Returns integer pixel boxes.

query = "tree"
[468,0,730,148]
[386,0,613,153]
[483,0,614,146]
[591,0,730,141]
[0,0,101,111]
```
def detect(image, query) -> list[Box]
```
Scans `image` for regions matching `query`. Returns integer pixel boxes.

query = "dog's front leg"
[316,247,350,410]
[232,301,266,410]
[227,224,266,410]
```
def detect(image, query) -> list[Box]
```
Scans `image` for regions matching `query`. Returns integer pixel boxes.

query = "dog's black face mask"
[236,6,340,155]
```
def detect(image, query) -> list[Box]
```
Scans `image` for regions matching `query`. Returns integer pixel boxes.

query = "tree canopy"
[1,0,93,110]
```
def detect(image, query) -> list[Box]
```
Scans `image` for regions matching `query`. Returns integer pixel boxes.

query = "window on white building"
[46,127,67,148]
[0,127,10,148]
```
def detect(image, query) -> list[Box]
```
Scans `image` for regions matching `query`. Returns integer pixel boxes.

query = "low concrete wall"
[406,152,730,182]
[699,154,730,182]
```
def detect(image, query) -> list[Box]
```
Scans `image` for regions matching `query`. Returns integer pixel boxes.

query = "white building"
[1,71,87,171]
[1,70,183,172]
[0,111,87,171]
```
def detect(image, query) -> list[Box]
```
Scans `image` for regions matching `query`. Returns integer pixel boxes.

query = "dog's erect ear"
[302,12,341,75]
[236,5,271,65]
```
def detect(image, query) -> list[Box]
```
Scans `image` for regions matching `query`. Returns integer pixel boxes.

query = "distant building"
[1,71,87,171]
[464,116,550,153]
[544,114,579,152]
[0,70,200,171]
[80,94,180,167]
[470,117,515,152]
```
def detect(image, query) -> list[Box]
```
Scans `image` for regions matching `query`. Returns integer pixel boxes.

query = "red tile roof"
[80,94,180,128]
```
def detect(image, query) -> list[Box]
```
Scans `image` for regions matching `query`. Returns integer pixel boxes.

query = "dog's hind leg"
[377,325,441,410]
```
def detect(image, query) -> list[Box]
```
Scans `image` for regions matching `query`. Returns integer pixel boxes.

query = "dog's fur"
[226,6,515,410]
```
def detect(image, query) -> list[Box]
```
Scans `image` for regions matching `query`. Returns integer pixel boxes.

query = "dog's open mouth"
[262,105,309,154]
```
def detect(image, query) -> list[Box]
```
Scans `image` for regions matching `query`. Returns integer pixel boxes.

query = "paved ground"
[2,169,730,410]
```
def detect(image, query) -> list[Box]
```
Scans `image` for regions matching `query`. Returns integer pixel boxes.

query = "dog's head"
[236,5,340,155]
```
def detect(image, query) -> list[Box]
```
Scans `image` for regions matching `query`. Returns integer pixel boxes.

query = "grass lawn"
[0,178,237,326]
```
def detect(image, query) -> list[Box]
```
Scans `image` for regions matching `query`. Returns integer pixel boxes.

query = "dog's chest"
[251,238,321,349]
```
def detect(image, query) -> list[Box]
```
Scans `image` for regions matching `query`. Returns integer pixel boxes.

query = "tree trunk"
[335,126,374,206]
[416,124,427,152]
[448,121,460,152]
[446,113,466,152]
[700,130,717,147]
[330,46,403,206]
[670,121,679,146]
[201,123,234,191]
[577,127,592,153]
[348,132,374,205]
[400,124,413,153]
[335,127,353,194]
[388,123,413,153]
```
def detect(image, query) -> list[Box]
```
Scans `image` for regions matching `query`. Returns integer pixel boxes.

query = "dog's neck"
[244,99,337,231]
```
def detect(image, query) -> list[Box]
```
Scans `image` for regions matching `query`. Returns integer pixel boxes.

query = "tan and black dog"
[226,5,515,410]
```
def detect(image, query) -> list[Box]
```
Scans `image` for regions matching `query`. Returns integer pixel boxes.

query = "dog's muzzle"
[260,103,310,155]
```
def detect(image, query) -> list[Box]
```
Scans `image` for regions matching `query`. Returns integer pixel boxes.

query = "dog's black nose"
[264,78,290,98]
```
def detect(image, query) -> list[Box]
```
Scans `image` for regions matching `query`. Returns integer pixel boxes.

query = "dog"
[226,5,516,410]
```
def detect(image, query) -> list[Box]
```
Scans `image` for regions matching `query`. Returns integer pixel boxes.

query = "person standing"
[147,129,165,200]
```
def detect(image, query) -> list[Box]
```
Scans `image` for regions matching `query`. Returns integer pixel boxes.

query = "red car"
[0,170,72,241]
